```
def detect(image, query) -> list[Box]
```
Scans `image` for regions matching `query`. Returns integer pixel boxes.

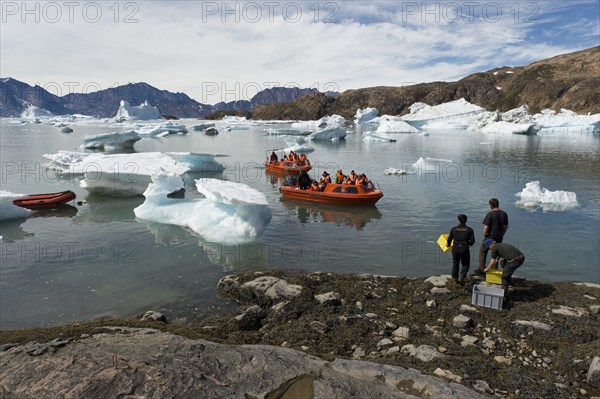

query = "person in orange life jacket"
[477,198,508,275]
[447,214,475,284]
[483,239,524,296]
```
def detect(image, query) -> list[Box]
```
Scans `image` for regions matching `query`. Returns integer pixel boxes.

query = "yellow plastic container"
[486,269,503,285]
[437,234,452,252]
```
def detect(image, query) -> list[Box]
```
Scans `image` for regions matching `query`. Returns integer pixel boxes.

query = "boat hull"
[12,191,76,210]
[279,185,383,205]
[265,162,311,176]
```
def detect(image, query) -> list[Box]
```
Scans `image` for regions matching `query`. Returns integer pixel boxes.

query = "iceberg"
[134,175,272,243]
[44,151,189,196]
[191,123,216,131]
[515,181,578,212]
[0,190,31,221]
[480,121,538,135]
[402,99,485,129]
[309,127,346,141]
[283,143,315,153]
[291,114,346,132]
[20,105,54,121]
[534,109,600,136]
[167,152,227,172]
[113,100,162,121]
[375,116,421,133]
[354,108,379,125]
[136,122,188,136]
[470,105,540,134]
[81,130,142,150]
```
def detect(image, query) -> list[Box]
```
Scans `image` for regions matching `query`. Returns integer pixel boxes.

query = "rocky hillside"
[249,46,600,120]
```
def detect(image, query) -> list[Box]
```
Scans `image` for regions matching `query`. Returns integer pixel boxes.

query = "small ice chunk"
[515,181,578,211]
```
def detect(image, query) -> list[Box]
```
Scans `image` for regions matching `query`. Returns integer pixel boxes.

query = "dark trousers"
[452,245,470,279]
[478,236,503,270]
[502,256,525,287]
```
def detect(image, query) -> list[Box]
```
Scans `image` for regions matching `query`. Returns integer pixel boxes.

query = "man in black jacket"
[297,170,312,190]
[477,198,508,275]
[447,214,475,284]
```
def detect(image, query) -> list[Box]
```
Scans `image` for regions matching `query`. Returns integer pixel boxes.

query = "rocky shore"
[1,271,599,398]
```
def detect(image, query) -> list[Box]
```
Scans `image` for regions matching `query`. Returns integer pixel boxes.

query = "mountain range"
[0,80,333,118]
[1,46,598,119]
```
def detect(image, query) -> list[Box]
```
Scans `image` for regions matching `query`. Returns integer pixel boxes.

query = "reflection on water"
[282,200,382,231]
[31,204,78,219]
[0,218,35,242]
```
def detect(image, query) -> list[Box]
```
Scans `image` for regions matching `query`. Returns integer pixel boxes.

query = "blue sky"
[1,1,598,104]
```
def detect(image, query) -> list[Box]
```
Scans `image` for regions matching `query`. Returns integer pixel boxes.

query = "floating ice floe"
[515,181,578,212]
[534,109,600,136]
[134,174,272,243]
[114,100,162,121]
[265,128,312,136]
[383,167,412,175]
[60,126,74,133]
[300,115,346,141]
[354,108,379,125]
[136,122,188,136]
[363,133,397,142]
[412,157,453,173]
[0,190,31,221]
[402,99,485,129]
[81,130,142,150]
[191,123,216,131]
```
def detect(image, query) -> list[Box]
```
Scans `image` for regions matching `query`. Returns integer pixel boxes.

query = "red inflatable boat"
[12,191,76,210]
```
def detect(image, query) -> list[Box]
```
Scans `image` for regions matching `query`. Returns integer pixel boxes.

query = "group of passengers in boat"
[297,169,374,192]
[269,150,310,167]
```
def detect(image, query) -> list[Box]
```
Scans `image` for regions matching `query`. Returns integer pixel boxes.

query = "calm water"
[1,119,599,327]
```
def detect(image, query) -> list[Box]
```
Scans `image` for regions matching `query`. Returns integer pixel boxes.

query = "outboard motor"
[283,175,297,187]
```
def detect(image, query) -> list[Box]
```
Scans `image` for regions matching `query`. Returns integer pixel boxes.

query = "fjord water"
[1,120,599,327]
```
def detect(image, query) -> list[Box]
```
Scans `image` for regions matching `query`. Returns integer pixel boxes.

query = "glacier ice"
[375,116,421,133]
[134,174,272,243]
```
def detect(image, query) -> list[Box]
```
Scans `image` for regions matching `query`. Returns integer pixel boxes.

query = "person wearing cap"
[476,198,508,275]
[483,239,524,295]
[447,214,475,284]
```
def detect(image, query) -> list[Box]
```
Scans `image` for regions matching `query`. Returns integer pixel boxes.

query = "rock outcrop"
[0,327,486,399]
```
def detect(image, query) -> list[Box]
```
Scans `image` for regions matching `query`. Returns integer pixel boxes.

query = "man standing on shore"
[447,214,475,284]
[483,239,525,295]
[476,198,508,275]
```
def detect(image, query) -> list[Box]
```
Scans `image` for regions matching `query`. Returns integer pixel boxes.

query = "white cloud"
[0,1,595,104]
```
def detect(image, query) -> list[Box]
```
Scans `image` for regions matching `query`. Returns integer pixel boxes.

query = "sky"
[1,0,599,104]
